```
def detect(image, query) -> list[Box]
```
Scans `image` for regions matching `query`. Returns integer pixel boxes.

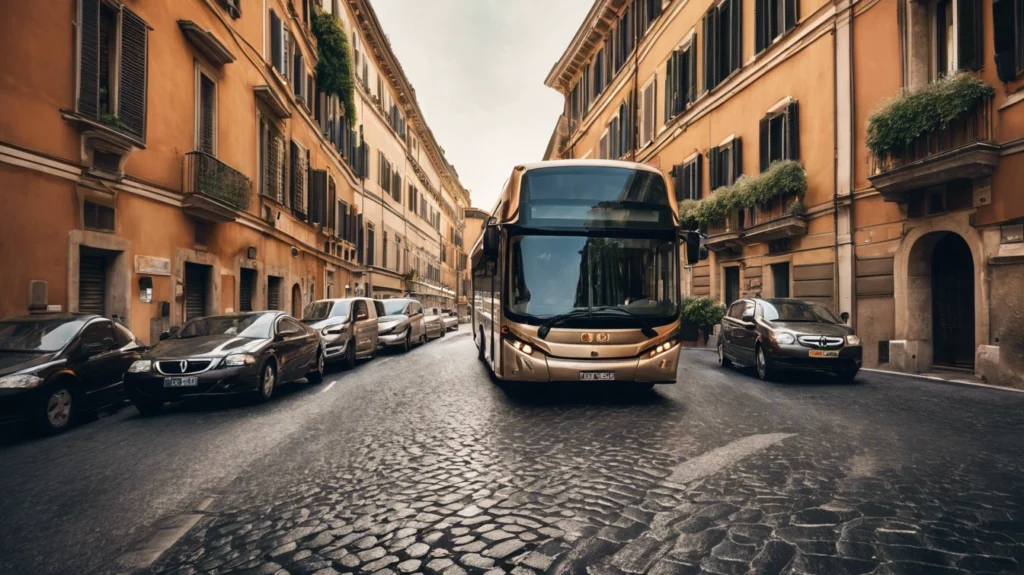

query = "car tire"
[37,383,76,435]
[307,350,325,384]
[402,332,412,353]
[133,399,163,416]
[837,369,858,383]
[256,362,276,402]
[344,342,357,370]
[718,341,732,368]
[440,326,447,338]
[755,345,774,381]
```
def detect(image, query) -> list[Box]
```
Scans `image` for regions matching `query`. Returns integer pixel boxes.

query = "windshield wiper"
[536,307,658,339]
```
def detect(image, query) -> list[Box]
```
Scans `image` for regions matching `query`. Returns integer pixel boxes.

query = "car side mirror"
[840,312,850,324]
[159,331,172,341]
[741,313,755,323]
[356,312,368,321]
[483,217,500,258]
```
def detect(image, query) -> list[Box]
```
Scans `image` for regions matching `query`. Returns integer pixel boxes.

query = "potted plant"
[679,297,726,345]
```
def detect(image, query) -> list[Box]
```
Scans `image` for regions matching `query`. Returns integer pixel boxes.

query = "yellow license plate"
[809,350,840,358]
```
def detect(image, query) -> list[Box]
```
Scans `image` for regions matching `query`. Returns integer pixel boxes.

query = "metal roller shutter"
[239,268,256,312]
[267,277,282,311]
[185,263,209,321]
[79,255,106,316]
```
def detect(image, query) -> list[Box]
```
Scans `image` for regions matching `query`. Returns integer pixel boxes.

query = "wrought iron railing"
[870,97,993,175]
[184,151,252,212]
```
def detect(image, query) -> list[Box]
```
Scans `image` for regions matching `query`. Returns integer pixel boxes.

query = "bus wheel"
[478,327,485,361]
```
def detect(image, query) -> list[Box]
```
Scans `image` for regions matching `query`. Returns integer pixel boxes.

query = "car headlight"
[846,335,861,346]
[322,325,347,336]
[224,354,257,367]
[0,374,45,389]
[379,323,401,335]
[648,340,675,358]
[774,332,796,345]
[128,360,152,373]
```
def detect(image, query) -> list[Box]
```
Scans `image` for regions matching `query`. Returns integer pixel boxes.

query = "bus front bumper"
[500,339,679,384]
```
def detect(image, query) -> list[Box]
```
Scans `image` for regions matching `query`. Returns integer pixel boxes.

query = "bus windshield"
[508,235,678,321]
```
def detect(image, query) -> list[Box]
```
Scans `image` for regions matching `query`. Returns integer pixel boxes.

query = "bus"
[470,160,703,387]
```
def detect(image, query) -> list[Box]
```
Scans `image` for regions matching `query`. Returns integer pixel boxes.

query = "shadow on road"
[496,380,673,407]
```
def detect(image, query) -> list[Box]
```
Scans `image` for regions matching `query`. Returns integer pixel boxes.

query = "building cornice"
[544,0,628,92]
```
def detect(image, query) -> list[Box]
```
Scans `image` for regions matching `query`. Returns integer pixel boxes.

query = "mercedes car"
[124,311,323,413]
[718,298,862,382]
[375,298,427,352]
[0,313,144,434]
[302,298,379,369]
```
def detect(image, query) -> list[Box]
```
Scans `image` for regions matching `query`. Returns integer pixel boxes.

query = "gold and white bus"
[471,160,700,387]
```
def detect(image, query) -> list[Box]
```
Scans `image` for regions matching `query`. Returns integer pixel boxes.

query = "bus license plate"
[580,371,615,381]
[163,376,199,387]
[809,350,840,358]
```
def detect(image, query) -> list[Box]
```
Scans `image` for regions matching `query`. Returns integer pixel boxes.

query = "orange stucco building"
[0,0,470,344]
[546,0,1024,387]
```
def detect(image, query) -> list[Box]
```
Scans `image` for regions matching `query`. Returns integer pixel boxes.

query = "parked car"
[302,298,378,369]
[718,298,862,382]
[376,298,427,352]
[441,309,459,332]
[424,308,446,340]
[125,311,323,414]
[0,313,144,434]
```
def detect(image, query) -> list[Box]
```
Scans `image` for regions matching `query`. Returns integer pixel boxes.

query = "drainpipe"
[632,7,640,162]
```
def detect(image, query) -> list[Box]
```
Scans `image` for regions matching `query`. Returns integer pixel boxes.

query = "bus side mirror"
[483,217,500,258]
[682,231,708,265]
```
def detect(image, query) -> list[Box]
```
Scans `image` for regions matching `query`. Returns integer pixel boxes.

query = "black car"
[718,298,862,382]
[124,311,323,413]
[0,313,144,434]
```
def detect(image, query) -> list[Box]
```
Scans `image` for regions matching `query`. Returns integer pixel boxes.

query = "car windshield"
[761,301,843,323]
[176,314,275,339]
[303,301,350,322]
[382,300,408,315]
[0,318,87,352]
[508,234,678,320]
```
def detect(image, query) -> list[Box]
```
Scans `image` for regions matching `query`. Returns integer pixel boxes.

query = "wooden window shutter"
[119,8,148,139]
[687,43,698,103]
[784,0,798,33]
[755,0,767,53]
[731,138,743,181]
[703,11,716,91]
[282,29,291,78]
[328,176,337,232]
[993,0,1018,81]
[270,11,282,71]
[664,55,675,121]
[672,164,685,200]
[78,0,101,119]
[759,116,770,172]
[309,169,327,224]
[709,146,720,190]
[199,75,215,154]
[785,100,800,161]
[730,0,742,73]
[957,0,983,71]
[272,134,285,202]
[693,155,703,199]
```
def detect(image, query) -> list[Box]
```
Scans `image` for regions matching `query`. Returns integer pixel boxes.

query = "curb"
[861,368,1024,394]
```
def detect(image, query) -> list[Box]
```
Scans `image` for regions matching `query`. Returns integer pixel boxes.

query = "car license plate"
[163,376,199,388]
[809,350,840,358]
[579,371,615,381]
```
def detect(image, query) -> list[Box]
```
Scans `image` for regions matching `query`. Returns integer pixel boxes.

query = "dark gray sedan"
[717,298,862,382]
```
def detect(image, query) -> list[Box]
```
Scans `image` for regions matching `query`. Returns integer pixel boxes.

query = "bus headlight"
[510,339,533,355]
[648,340,675,358]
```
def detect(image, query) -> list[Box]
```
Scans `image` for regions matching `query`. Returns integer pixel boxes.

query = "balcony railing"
[184,151,252,213]
[870,98,992,174]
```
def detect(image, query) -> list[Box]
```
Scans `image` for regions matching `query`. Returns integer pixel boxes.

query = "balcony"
[704,213,743,252]
[183,151,252,222]
[742,196,807,244]
[869,97,997,203]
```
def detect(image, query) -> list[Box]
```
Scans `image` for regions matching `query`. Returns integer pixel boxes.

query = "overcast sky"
[371,0,593,211]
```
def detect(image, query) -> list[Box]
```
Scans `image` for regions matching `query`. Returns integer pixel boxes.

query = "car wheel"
[38,384,76,434]
[440,326,447,338]
[256,362,276,402]
[307,350,325,384]
[402,332,412,353]
[344,342,357,370]
[755,345,773,381]
[718,341,732,368]
[134,399,163,416]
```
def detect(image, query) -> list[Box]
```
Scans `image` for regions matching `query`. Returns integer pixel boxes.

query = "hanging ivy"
[312,6,357,127]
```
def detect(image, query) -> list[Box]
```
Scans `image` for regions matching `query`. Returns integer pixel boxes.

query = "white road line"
[320,381,336,394]
[861,368,1024,394]
[664,433,795,488]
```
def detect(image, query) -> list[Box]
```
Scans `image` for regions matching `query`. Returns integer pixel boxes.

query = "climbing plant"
[312,6,357,127]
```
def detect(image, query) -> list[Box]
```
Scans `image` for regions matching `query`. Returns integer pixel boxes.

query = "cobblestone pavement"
[2,333,1023,575]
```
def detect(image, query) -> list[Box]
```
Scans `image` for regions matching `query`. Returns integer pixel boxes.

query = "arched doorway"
[291,283,302,318]
[931,233,974,369]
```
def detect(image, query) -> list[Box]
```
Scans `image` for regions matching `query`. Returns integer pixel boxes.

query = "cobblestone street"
[1,334,1022,575]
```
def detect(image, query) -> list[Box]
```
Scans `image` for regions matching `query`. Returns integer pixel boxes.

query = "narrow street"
[0,334,1020,575]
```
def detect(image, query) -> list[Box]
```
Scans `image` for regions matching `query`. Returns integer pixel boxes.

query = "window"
[637,0,664,35]
[269,10,290,78]
[278,317,304,336]
[259,114,286,202]
[640,76,657,147]
[994,0,1024,81]
[709,137,742,190]
[293,50,307,102]
[703,0,742,92]
[755,0,797,54]
[79,321,116,351]
[665,41,697,121]
[290,140,308,216]
[759,101,799,171]
[77,0,148,140]
[366,223,375,266]
[673,156,703,202]
[196,68,217,155]
[83,201,115,232]
[353,300,369,319]
[771,263,790,297]
[599,130,610,159]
